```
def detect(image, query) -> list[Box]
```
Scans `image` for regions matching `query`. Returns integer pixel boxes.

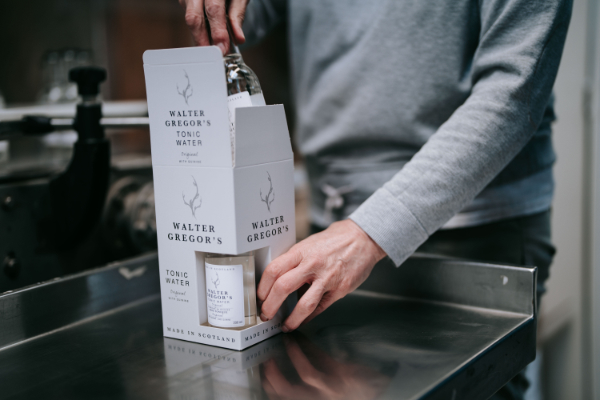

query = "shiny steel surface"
[0,254,536,400]
[0,253,160,348]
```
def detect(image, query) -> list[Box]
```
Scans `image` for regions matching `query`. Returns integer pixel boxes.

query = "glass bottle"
[204,251,257,329]
[222,19,266,163]
[223,20,265,106]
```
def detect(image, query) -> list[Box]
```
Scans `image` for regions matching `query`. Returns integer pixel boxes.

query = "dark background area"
[0,0,294,130]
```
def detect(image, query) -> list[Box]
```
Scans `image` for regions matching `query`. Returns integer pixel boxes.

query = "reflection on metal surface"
[163,336,280,399]
[261,333,395,400]
[163,332,396,400]
[0,254,536,399]
[118,265,147,280]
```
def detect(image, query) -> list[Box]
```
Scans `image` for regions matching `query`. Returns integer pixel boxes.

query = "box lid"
[143,46,232,168]
[143,46,293,169]
[143,46,222,66]
[234,105,293,168]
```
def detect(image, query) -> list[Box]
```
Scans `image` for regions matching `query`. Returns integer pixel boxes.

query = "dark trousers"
[417,210,554,400]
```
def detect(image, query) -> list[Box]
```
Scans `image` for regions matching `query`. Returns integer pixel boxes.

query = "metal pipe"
[100,117,150,128]
[50,117,150,129]
[0,116,150,139]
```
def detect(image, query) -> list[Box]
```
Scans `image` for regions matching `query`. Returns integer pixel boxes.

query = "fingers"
[183,0,211,47]
[297,283,310,299]
[281,282,326,331]
[181,0,241,54]
[204,0,229,54]
[301,291,342,327]
[260,262,316,323]
[228,0,248,44]
[257,249,302,302]
[258,220,383,331]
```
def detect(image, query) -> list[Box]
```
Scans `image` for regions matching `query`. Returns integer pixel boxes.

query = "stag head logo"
[260,171,275,212]
[182,176,202,218]
[211,272,220,289]
[177,70,193,105]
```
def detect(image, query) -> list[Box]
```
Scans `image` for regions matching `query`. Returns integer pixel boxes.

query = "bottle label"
[205,262,245,327]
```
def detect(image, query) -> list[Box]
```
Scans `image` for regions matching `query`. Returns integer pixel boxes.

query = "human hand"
[262,333,391,400]
[258,219,387,332]
[178,0,249,54]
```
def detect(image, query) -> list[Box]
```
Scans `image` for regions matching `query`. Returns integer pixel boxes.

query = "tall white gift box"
[144,46,296,350]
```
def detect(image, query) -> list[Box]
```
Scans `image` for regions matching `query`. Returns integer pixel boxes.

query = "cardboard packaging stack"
[143,46,296,350]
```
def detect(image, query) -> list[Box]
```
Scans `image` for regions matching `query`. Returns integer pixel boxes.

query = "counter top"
[0,253,536,399]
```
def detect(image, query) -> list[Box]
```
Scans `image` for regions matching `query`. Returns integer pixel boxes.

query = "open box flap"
[143,46,232,168]
[143,46,222,65]
[234,105,293,168]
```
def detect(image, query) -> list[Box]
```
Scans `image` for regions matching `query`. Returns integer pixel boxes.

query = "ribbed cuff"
[349,187,429,266]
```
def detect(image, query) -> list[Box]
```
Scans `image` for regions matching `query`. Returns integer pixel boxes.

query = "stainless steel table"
[0,253,536,399]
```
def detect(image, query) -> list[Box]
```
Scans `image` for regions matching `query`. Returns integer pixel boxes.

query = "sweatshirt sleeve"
[241,0,286,47]
[349,0,572,266]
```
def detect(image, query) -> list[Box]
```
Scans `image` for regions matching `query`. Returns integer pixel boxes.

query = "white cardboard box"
[143,46,296,350]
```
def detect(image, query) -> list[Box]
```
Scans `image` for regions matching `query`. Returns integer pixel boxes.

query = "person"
[178,1,572,398]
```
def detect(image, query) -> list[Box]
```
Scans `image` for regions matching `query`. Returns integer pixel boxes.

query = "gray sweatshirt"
[243,0,572,266]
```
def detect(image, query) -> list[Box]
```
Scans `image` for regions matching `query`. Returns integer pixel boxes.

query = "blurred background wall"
[541,0,600,398]
[0,0,598,398]
[0,0,294,127]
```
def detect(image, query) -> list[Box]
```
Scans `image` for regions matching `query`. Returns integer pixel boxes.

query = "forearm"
[350,0,572,266]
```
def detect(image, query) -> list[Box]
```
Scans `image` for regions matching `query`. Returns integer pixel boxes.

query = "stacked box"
[144,46,296,350]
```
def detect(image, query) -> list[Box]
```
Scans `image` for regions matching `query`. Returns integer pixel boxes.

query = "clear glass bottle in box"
[204,251,257,330]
